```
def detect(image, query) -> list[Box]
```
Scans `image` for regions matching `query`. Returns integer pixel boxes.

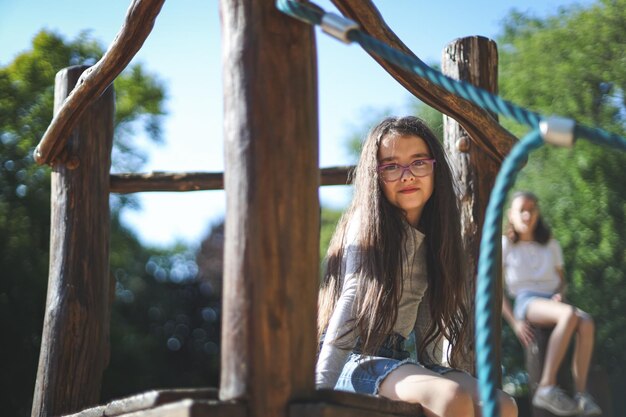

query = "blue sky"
[0,0,593,247]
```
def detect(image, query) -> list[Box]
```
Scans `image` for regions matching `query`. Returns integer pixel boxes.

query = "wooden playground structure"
[30,0,522,416]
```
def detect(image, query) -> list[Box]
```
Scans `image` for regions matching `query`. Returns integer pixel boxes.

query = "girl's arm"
[501,235,534,347]
[315,250,360,389]
[551,239,566,302]
[551,266,566,302]
[502,296,534,347]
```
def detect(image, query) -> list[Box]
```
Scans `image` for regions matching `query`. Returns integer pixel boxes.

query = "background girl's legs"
[525,300,602,415]
[571,311,594,393]
[525,299,579,387]
[379,364,517,417]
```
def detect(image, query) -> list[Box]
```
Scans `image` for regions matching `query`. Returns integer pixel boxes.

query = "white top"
[315,218,436,389]
[502,236,564,297]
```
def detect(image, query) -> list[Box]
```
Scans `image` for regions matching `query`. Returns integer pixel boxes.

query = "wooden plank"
[60,389,219,417]
[219,0,319,416]
[63,391,424,417]
[104,388,218,416]
[290,403,415,417]
[442,36,501,376]
[34,0,165,166]
[330,0,515,163]
[103,400,245,417]
[109,166,352,193]
[63,393,421,417]
[62,406,107,417]
[31,65,115,417]
[306,390,423,416]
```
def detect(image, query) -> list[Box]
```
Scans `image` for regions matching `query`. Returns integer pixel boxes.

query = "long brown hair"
[318,116,469,367]
[505,191,552,244]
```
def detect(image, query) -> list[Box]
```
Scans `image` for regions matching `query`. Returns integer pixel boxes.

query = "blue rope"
[476,129,544,417]
[276,0,542,128]
[348,31,542,129]
[276,0,323,25]
[576,125,626,151]
[275,0,626,150]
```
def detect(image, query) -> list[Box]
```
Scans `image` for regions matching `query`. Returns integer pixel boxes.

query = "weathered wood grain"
[110,171,224,193]
[290,403,416,417]
[299,390,423,416]
[60,389,219,417]
[61,389,425,417]
[104,389,219,416]
[34,0,165,166]
[31,66,114,417]
[106,399,244,417]
[219,1,319,417]
[109,166,352,193]
[330,0,516,163]
[442,36,502,376]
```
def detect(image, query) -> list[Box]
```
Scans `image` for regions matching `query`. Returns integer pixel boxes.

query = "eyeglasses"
[377,159,436,182]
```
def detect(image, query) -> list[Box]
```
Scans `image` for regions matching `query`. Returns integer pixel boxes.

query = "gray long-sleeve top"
[315,220,441,389]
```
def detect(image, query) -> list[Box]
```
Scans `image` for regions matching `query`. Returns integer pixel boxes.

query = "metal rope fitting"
[539,116,576,147]
[321,13,359,44]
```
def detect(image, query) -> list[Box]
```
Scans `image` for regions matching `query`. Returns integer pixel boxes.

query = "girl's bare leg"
[525,299,579,387]
[379,364,517,417]
[443,370,518,417]
[571,311,594,392]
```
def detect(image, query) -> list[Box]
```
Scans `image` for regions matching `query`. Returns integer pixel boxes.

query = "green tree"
[497,0,626,409]
[0,30,208,416]
[343,100,443,161]
[105,222,221,400]
[320,207,343,267]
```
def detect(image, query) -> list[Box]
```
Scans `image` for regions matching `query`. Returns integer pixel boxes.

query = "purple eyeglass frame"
[377,158,436,182]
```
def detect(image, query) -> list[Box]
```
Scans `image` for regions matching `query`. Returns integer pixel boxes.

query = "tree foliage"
[497,0,626,407]
[0,30,219,417]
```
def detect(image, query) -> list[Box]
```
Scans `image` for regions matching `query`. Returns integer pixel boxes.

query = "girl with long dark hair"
[316,116,517,417]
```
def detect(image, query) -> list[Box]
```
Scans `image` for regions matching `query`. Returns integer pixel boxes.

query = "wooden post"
[31,65,114,417]
[442,36,500,375]
[219,1,319,417]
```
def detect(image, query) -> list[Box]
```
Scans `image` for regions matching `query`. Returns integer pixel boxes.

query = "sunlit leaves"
[498,0,626,399]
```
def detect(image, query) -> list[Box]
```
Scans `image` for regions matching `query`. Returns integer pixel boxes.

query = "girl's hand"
[551,292,563,302]
[514,321,534,347]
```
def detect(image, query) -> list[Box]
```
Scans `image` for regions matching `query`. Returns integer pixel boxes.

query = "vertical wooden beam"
[442,36,501,376]
[219,1,319,417]
[32,65,114,417]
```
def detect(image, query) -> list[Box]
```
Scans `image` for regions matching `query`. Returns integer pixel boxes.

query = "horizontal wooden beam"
[109,166,353,193]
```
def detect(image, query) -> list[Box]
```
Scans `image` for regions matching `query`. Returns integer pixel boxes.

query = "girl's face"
[377,134,434,227]
[508,196,539,238]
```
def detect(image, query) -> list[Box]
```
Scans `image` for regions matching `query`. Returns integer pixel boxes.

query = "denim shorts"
[513,290,553,320]
[334,352,458,395]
